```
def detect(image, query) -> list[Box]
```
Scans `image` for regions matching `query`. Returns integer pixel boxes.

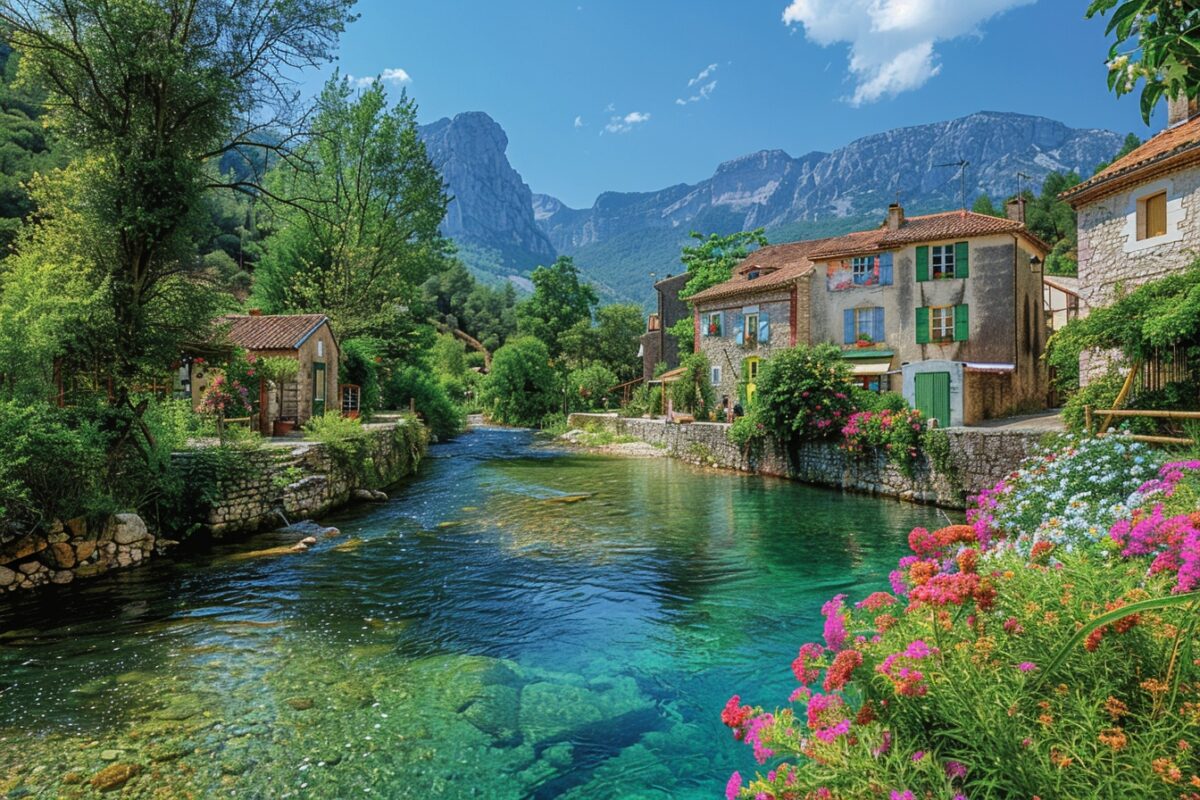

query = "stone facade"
[1075,163,1200,312]
[567,413,1043,509]
[641,272,691,381]
[0,421,427,595]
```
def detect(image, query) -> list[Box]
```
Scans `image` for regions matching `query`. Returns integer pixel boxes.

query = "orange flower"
[1152,758,1183,783]
[1142,678,1169,697]
[1098,728,1127,750]
[1103,696,1128,721]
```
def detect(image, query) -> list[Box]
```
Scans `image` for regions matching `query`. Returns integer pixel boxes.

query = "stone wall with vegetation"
[0,421,427,595]
[567,413,1044,509]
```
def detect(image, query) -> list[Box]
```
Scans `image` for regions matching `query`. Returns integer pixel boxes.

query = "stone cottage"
[688,240,832,408]
[1063,96,1200,313]
[639,272,691,382]
[188,313,339,432]
[805,204,1050,427]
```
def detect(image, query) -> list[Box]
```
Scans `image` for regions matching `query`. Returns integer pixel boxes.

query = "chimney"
[248,308,263,316]
[1006,197,1026,223]
[886,203,905,231]
[1168,93,1200,128]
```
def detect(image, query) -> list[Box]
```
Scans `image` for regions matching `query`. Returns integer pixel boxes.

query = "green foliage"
[341,338,383,419]
[841,407,925,477]
[728,408,768,453]
[921,427,956,480]
[1088,0,1200,122]
[678,230,770,299]
[624,382,663,418]
[666,316,695,359]
[480,336,560,426]
[1062,370,1126,434]
[971,194,1003,217]
[302,412,379,486]
[754,344,855,442]
[851,389,909,413]
[253,75,451,345]
[593,303,644,382]
[516,256,598,358]
[383,366,464,440]
[424,260,519,353]
[565,364,619,412]
[670,352,715,417]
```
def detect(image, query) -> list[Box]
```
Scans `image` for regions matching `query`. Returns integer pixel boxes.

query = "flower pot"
[855,340,873,348]
[272,419,296,437]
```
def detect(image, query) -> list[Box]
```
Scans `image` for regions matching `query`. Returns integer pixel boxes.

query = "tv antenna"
[1016,171,1033,200]
[936,159,970,210]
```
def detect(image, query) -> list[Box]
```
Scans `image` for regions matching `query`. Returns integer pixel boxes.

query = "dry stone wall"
[567,414,1043,509]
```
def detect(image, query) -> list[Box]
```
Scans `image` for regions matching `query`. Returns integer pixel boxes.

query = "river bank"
[565,413,1048,509]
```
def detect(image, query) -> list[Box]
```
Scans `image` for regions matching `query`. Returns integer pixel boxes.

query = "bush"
[852,389,909,413]
[565,364,619,412]
[341,338,383,419]
[720,439,1200,800]
[624,382,662,418]
[1061,370,1130,434]
[728,408,767,453]
[383,366,464,440]
[670,352,715,417]
[479,336,559,426]
[754,344,854,442]
[840,407,925,475]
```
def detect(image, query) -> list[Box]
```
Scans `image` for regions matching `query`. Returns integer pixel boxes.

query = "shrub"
[1061,369,1124,433]
[852,389,909,413]
[754,344,855,442]
[670,352,715,417]
[383,366,464,440]
[566,364,619,412]
[479,336,559,426]
[728,408,767,453]
[341,338,382,418]
[841,407,925,475]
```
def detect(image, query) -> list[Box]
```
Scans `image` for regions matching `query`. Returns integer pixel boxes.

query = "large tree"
[517,256,597,359]
[0,0,355,416]
[254,75,451,347]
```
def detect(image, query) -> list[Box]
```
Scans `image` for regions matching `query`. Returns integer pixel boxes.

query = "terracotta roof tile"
[807,211,1041,259]
[220,314,330,351]
[1063,116,1200,205]
[688,238,836,304]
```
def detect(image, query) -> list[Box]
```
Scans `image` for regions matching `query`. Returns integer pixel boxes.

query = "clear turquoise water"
[0,427,942,798]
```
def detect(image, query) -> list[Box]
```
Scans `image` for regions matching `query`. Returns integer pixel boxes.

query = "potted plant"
[855,333,874,348]
[258,356,301,436]
[708,320,721,336]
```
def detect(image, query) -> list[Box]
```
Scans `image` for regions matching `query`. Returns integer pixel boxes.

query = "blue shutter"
[879,252,893,285]
[843,309,855,344]
[759,312,770,343]
[872,307,885,342]
[735,315,745,345]
[715,311,723,338]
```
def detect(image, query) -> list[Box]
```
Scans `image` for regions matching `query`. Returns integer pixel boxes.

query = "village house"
[692,203,1050,427]
[639,272,691,382]
[185,312,339,433]
[1063,96,1200,312]
[1043,274,1082,334]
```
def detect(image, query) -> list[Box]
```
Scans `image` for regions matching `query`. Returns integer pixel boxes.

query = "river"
[0,427,942,798]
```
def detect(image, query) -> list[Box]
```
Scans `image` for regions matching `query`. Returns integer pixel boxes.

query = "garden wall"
[0,420,427,594]
[567,413,1044,509]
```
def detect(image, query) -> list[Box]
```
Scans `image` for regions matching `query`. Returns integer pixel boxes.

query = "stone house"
[188,313,339,432]
[805,204,1050,427]
[639,272,691,381]
[1043,275,1082,334]
[688,240,830,408]
[1063,96,1200,314]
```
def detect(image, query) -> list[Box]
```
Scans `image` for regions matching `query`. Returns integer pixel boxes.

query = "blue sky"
[311,1,1162,209]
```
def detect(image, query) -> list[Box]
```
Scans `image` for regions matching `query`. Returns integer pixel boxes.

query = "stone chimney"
[1168,93,1200,128]
[886,203,905,231]
[1006,197,1026,224]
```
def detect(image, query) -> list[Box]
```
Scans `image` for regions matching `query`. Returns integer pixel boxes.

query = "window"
[854,307,876,341]
[1138,191,1167,240]
[852,256,874,285]
[930,244,955,279]
[746,358,760,381]
[711,365,722,386]
[317,339,324,358]
[705,312,722,337]
[744,313,759,345]
[930,306,955,342]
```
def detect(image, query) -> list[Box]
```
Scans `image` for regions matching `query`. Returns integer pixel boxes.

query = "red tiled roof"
[1062,116,1200,206]
[688,238,836,304]
[220,314,330,351]
[807,211,1046,259]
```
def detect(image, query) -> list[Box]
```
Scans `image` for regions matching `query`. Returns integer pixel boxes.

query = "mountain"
[418,112,556,285]
[534,112,1125,305]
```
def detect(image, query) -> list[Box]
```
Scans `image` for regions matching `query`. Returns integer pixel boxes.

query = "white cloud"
[348,67,412,88]
[676,79,718,106]
[574,115,584,128]
[781,0,1033,105]
[688,63,718,87]
[603,111,651,134]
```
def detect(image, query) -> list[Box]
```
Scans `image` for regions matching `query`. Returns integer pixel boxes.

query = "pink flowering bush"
[841,408,925,476]
[752,344,856,443]
[721,438,1200,799]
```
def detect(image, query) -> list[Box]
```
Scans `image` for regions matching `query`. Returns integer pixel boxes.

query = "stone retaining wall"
[1,421,427,594]
[568,414,1045,509]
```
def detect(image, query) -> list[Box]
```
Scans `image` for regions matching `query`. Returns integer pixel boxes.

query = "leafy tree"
[593,303,644,382]
[565,363,619,412]
[0,0,354,443]
[517,256,597,358]
[972,195,1003,217]
[254,76,451,344]
[383,366,462,439]
[1088,0,1200,121]
[0,43,63,253]
[669,352,715,417]
[679,229,770,299]
[480,336,559,426]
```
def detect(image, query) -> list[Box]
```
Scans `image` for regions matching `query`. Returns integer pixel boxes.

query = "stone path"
[965,409,1066,433]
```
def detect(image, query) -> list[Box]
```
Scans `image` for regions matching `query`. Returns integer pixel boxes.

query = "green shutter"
[954,241,970,279]
[953,304,969,341]
[915,307,930,344]
[915,246,929,282]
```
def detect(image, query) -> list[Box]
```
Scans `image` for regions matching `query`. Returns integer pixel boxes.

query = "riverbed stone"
[461,684,520,745]
[89,763,140,792]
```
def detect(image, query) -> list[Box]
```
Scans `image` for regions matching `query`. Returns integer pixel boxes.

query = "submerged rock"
[90,763,140,792]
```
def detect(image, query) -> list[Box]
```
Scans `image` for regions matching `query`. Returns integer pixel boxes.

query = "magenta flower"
[725,771,742,800]
[1017,661,1037,673]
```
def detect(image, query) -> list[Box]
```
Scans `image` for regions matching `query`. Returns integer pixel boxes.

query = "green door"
[312,362,326,417]
[914,372,951,428]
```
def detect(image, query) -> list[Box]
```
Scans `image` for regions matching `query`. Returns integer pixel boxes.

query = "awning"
[849,358,893,376]
[964,362,1015,374]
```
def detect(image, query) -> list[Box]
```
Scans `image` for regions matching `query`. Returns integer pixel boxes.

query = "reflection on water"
[0,427,942,798]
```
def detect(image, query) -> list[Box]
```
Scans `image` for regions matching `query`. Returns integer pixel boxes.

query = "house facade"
[688,240,829,408]
[640,272,691,381]
[1043,275,1082,334]
[188,313,339,432]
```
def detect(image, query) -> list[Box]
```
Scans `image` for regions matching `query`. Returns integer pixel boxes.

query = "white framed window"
[853,307,876,340]
[317,339,325,358]
[744,312,759,345]
[852,256,874,285]
[930,244,955,279]
[705,312,723,337]
[931,306,955,342]
[711,365,722,386]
